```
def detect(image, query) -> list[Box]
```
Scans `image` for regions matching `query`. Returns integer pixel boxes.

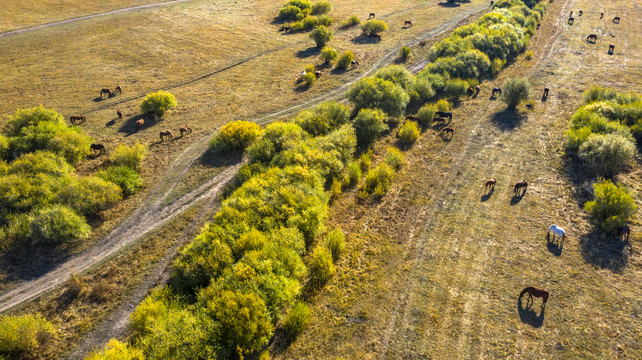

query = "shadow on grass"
[509,192,525,205]
[579,227,630,272]
[437,2,461,7]
[517,298,545,328]
[296,47,321,58]
[118,113,158,136]
[351,34,380,45]
[480,187,494,202]
[546,232,564,256]
[491,108,526,130]
[0,244,73,284]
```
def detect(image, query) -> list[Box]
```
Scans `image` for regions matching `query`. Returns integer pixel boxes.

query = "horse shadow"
[541,94,548,102]
[105,117,121,127]
[296,47,321,58]
[491,108,525,131]
[568,18,574,25]
[92,96,107,102]
[480,187,494,202]
[546,232,564,256]
[579,227,630,273]
[510,192,525,205]
[517,298,545,328]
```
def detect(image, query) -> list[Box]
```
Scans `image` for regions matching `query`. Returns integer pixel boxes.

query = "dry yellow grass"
[277,0,642,359]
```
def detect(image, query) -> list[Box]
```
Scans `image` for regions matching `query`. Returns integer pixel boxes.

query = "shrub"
[29,204,90,245]
[361,19,388,36]
[308,246,334,287]
[286,0,311,10]
[417,104,438,126]
[330,177,342,202]
[502,77,532,109]
[343,161,361,188]
[385,147,406,170]
[247,122,306,164]
[278,5,305,22]
[491,58,506,77]
[300,71,316,86]
[341,15,360,28]
[310,1,332,15]
[578,133,636,176]
[0,314,55,357]
[397,121,420,146]
[436,99,451,112]
[410,79,435,104]
[399,46,411,61]
[442,78,469,100]
[363,163,395,199]
[210,120,262,153]
[325,227,345,261]
[358,149,373,172]
[584,179,637,234]
[301,16,318,30]
[109,142,147,169]
[97,165,143,196]
[352,108,389,146]
[283,302,310,336]
[85,339,144,360]
[56,176,122,216]
[294,101,350,136]
[524,50,533,60]
[140,91,177,116]
[347,77,410,116]
[316,15,333,27]
[310,25,333,48]
[336,50,354,70]
[45,128,92,166]
[0,135,8,161]
[320,47,339,64]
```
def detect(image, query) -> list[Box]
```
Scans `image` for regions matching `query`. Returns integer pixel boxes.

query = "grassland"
[277,0,642,358]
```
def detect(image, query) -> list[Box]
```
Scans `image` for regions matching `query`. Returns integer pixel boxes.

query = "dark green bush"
[310,25,333,48]
[352,108,389,146]
[0,314,55,358]
[361,19,388,36]
[347,77,410,116]
[140,91,177,116]
[97,165,143,196]
[29,204,90,245]
[310,1,332,15]
[502,77,532,109]
[399,46,411,61]
[336,50,354,70]
[584,179,637,234]
[209,120,262,153]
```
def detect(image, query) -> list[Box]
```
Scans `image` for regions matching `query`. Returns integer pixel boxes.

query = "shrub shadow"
[438,2,461,7]
[0,244,73,283]
[546,232,564,256]
[491,108,526,130]
[517,298,545,328]
[351,34,380,44]
[579,227,630,272]
[480,187,494,202]
[198,147,244,168]
[296,47,321,58]
[118,114,157,136]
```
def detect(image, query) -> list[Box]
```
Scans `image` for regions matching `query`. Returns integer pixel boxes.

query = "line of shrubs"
[0,106,146,250]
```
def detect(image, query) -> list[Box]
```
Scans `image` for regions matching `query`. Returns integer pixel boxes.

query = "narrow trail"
[0,3,489,314]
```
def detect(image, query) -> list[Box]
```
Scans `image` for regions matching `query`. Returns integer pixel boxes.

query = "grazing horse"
[475,85,481,95]
[180,125,192,136]
[351,60,359,67]
[519,287,549,306]
[100,88,112,98]
[613,16,620,23]
[586,34,597,43]
[419,41,426,47]
[368,12,375,19]
[284,25,290,34]
[433,117,447,125]
[616,225,630,240]
[514,180,528,195]
[568,17,574,25]
[536,22,540,29]
[442,127,454,137]
[578,10,583,16]
[548,224,566,242]
[314,70,322,77]
[467,87,474,96]
[114,85,122,95]
[608,44,615,54]
[405,115,421,122]
[492,87,502,96]
[436,111,452,120]
[600,12,603,19]
[543,87,549,97]
[117,109,123,120]
[136,119,144,130]
[404,20,413,27]
[484,177,497,191]
[160,130,173,140]
[70,114,86,125]
[90,143,105,153]
[370,33,382,40]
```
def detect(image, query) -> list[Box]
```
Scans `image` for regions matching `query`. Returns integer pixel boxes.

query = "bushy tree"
[109,142,147,169]
[310,1,332,15]
[29,204,90,245]
[351,108,389,146]
[502,77,532,109]
[0,135,9,161]
[397,120,420,146]
[347,77,410,116]
[294,101,350,136]
[97,165,143,196]
[361,19,388,36]
[578,133,636,176]
[278,0,311,21]
[316,15,332,27]
[319,46,339,64]
[310,25,333,48]
[140,91,177,116]
[336,50,354,70]
[0,314,55,358]
[84,339,144,360]
[246,122,306,164]
[584,179,637,234]
[209,120,262,153]
[56,176,122,216]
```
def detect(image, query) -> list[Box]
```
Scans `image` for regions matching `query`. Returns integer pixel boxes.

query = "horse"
[484,177,497,191]
[491,87,502,96]
[160,130,173,140]
[475,85,480,95]
[314,70,322,77]
[100,88,112,98]
[514,180,527,195]
[117,109,123,120]
[536,22,540,29]
[405,115,421,122]
[433,117,447,124]
[547,224,566,242]
[543,87,549,97]
[586,34,597,43]
[436,111,452,120]
[608,44,614,54]
[490,1,494,6]
[404,20,413,27]
[368,12,375,19]
[114,85,122,95]
[613,16,620,23]
[467,87,474,96]
[578,10,583,16]
[442,127,454,137]
[70,114,86,125]
[180,125,192,136]
[519,287,549,306]
[351,60,359,67]
[136,119,144,131]
[419,41,426,47]
[600,12,603,19]
[616,225,630,240]
[90,143,105,153]
[370,33,381,41]
[284,25,290,34]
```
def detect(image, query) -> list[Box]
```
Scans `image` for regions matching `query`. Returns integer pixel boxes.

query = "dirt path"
[0,3,488,315]
[0,0,192,40]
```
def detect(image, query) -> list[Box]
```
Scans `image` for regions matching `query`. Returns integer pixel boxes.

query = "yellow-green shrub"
[209,120,262,153]
[140,91,177,116]
[0,314,55,357]
[397,121,420,146]
[584,179,637,234]
[109,142,147,169]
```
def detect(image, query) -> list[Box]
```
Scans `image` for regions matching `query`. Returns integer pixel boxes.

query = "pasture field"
[278,0,642,359]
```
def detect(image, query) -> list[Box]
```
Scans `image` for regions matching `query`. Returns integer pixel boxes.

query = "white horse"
[547,224,566,241]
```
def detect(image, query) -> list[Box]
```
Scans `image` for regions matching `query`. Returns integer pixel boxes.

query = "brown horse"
[70,114,86,125]
[608,44,615,54]
[180,125,192,136]
[90,143,105,153]
[370,33,381,41]
[368,12,375,19]
[433,117,447,125]
[404,20,413,27]
[435,111,452,120]
[405,115,420,122]
[616,225,630,240]
[114,85,122,94]
[543,87,550,97]
[136,119,144,131]
[520,287,549,305]
[467,87,474,96]
[117,109,123,120]
[160,130,173,140]
[314,70,322,78]
[351,60,359,67]
[613,16,620,23]
[485,177,497,191]
[442,127,454,137]
[586,34,597,43]
[514,180,528,195]
[100,88,111,98]
[419,40,426,47]
[475,85,480,95]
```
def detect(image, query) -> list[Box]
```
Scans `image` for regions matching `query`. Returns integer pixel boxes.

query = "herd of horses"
[570,10,620,54]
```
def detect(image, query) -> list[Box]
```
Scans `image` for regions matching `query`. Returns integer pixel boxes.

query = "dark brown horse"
[114,85,122,95]
[404,20,413,27]
[617,225,630,240]
[180,125,192,136]
[117,109,123,120]
[351,60,359,67]
[368,12,375,19]
[514,180,528,195]
[100,88,111,98]
[442,127,454,137]
[475,85,481,95]
[435,111,452,120]
[600,12,603,19]
[90,143,105,153]
[405,115,421,122]
[467,87,474,96]
[613,16,620,23]
[586,34,597,43]
[543,87,549,97]
[70,114,86,125]
[314,70,322,77]
[136,119,144,131]
[578,10,583,16]
[492,87,502,96]
[608,44,615,54]
[433,117,447,125]
[520,287,549,305]
[485,177,497,191]
[160,130,173,140]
